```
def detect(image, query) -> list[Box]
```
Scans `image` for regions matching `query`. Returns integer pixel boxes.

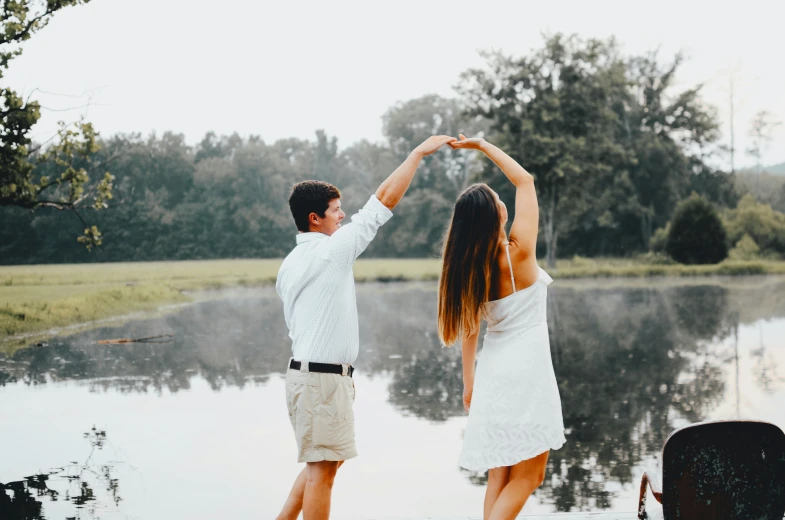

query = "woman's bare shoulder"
[505,240,539,286]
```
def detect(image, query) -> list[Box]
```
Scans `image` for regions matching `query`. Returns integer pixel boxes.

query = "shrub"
[650,225,669,253]
[723,194,785,256]
[729,233,761,260]
[666,194,728,264]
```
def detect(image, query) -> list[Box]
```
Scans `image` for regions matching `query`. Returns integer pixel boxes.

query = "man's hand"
[449,134,487,151]
[463,383,473,413]
[413,135,457,157]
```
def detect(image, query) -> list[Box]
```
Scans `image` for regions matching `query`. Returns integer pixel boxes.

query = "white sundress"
[458,246,566,472]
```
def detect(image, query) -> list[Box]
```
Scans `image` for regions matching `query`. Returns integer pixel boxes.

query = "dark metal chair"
[638,420,785,519]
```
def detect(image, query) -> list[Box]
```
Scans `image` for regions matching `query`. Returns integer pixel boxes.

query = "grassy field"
[546,256,785,278]
[0,259,441,339]
[2,257,785,339]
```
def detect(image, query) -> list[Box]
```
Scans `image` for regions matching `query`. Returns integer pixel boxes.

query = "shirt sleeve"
[325,194,393,266]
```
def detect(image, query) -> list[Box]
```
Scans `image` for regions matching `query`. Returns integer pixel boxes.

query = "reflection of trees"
[356,284,467,421]
[537,286,728,511]
[726,277,785,324]
[0,477,45,519]
[372,281,783,512]
[387,346,464,421]
[668,285,731,340]
[750,321,785,393]
[0,369,13,385]
[0,428,121,520]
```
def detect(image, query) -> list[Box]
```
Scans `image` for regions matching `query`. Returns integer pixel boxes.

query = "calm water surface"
[1,277,784,519]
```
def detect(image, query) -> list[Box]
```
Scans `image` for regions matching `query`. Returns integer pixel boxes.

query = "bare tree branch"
[71,206,88,227]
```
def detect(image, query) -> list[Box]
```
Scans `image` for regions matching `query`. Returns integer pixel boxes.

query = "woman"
[438,135,566,519]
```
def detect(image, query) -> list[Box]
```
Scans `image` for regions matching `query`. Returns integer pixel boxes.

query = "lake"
[1,276,784,519]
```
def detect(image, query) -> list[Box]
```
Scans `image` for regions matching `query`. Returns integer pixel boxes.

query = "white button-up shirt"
[276,195,393,365]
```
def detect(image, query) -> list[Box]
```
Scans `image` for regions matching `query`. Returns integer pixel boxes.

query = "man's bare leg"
[277,461,343,520]
[302,461,342,520]
[276,467,307,520]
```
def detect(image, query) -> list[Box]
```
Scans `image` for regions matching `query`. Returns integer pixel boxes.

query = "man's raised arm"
[375,135,456,209]
[326,135,456,266]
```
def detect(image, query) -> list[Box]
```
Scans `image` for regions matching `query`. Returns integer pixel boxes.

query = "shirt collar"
[296,232,328,244]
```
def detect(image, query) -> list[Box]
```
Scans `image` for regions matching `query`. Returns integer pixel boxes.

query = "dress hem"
[458,435,566,472]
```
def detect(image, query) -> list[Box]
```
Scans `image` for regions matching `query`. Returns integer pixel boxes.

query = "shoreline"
[2,258,785,343]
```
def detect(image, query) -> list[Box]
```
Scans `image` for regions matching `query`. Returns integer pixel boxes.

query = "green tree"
[457,35,630,266]
[382,94,486,194]
[666,194,728,264]
[341,139,398,203]
[559,52,731,256]
[1,0,110,249]
[619,53,724,249]
[723,194,785,256]
[370,94,488,256]
[194,131,243,163]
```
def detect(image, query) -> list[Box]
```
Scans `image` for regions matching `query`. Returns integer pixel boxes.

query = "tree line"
[5,28,785,265]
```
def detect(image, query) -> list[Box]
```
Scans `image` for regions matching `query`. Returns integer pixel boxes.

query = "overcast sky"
[5,0,784,168]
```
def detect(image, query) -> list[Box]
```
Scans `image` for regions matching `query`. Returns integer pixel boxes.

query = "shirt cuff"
[364,194,394,224]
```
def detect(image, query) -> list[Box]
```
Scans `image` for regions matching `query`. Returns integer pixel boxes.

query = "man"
[275,135,456,520]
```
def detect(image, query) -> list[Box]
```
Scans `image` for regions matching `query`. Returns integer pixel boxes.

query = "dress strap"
[505,243,516,293]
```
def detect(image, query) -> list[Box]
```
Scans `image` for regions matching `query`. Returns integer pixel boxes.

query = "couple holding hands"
[275,135,566,520]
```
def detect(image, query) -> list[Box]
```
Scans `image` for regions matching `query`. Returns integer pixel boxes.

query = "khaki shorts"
[285,366,357,463]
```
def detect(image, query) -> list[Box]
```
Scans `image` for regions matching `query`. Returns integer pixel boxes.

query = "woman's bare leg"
[488,451,549,520]
[484,466,511,519]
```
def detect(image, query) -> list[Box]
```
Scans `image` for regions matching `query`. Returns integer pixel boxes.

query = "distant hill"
[768,162,785,175]
[738,162,785,176]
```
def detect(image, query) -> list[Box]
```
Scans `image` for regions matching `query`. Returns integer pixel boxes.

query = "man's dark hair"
[288,181,342,232]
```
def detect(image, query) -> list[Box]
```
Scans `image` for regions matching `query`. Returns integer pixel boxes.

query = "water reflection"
[542,285,729,511]
[358,285,467,421]
[0,427,122,519]
[1,278,784,515]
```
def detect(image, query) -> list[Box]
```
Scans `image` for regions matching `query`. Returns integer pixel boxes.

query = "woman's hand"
[463,383,473,413]
[413,135,457,157]
[449,134,487,151]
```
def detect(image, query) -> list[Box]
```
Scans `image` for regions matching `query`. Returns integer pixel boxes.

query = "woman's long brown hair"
[437,183,503,347]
